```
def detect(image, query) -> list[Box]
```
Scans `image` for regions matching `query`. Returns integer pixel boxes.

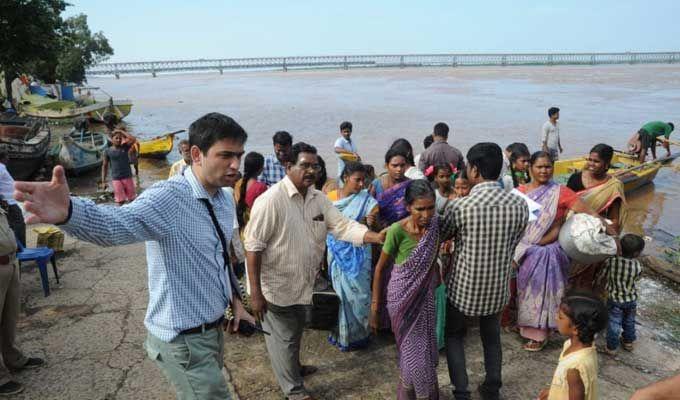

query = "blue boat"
[57,129,109,175]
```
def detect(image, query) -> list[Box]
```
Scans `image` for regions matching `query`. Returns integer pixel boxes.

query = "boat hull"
[554,152,662,194]
[0,118,50,180]
[139,133,175,159]
[57,131,109,176]
[20,96,133,124]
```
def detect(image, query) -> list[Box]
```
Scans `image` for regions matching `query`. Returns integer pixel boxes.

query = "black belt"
[180,316,224,335]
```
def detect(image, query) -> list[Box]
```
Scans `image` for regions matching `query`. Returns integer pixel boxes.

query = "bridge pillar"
[344,56,348,70]
[115,73,120,79]
[452,56,457,67]
[151,62,157,77]
[283,57,287,72]
[400,55,404,68]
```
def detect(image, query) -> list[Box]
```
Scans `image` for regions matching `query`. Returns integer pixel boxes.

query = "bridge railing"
[86,52,680,78]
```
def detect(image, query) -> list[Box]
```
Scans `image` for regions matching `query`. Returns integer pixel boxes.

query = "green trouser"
[0,262,28,386]
[261,303,310,400]
[145,327,231,400]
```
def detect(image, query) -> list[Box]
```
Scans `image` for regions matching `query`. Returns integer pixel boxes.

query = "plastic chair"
[16,239,59,297]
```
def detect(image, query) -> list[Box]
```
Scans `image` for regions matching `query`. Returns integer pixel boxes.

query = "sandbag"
[558,213,617,264]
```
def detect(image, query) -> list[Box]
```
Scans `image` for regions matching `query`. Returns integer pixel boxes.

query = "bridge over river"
[87,52,680,78]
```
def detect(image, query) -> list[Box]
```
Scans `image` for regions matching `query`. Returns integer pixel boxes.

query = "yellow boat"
[138,131,183,159]
[554,151,677,193]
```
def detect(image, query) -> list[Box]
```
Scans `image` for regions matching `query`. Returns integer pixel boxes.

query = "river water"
[72,64,680,343]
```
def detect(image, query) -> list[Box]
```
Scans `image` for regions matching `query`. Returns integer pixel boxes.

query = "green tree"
[0,0,67,107]
[46,14,114,83]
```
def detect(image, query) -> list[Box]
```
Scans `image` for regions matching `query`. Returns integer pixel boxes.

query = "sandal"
[523,340,547,352]
[622,341,634,351]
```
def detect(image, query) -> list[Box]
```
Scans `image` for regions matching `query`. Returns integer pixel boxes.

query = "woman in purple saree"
[370,147,412,330]
[515,152,599,351]
[370,180,441,399]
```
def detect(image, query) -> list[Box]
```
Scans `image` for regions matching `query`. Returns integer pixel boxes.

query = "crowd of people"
[6,109,677,399]
[162,110,651,399]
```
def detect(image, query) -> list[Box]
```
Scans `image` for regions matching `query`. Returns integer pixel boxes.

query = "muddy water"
[71,65,680,342]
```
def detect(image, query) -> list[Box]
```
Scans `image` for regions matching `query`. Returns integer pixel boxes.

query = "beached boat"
[554,151,677,193]
[0,117,51,180]
[20,94,132,123]
[139,131,180,159]
[16,82,132,123]
[56,130,109,175]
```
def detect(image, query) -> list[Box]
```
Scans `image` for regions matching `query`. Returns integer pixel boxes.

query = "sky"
[68,0,680,63]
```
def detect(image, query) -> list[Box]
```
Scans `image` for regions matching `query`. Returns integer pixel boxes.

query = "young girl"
[453,168,471,198]
[370,180,441,399]
[538,292,608,400]
[507,143,531,188]
[431,164,456,213]
[236,152,267,230]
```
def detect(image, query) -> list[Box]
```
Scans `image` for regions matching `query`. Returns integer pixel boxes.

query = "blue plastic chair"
[16,239,59,297]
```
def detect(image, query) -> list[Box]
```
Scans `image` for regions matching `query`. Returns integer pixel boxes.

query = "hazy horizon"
[68,0,680,63]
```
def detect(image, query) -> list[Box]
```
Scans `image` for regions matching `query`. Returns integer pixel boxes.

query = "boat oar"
[659,137,680,147]
[610,152,680,177]
[147,129,185,141]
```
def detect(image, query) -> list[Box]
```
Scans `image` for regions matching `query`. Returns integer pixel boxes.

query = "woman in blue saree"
[327,161,379,351]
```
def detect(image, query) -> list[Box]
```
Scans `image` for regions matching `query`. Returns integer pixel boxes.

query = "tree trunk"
[2,68,15,109]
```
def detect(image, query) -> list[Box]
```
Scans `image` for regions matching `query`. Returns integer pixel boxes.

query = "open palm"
[14,166,71,225]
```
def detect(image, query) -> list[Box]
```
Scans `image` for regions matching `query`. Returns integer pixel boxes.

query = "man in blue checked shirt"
[257,130,292,186]
[14,113,254,400]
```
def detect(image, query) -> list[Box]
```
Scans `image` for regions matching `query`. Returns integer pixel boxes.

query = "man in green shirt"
[631,121,674,161]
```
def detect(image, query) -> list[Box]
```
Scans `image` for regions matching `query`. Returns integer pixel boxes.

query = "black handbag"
[307,276,340,331]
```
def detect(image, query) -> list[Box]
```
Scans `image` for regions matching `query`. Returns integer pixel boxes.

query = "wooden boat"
[139,131,183,159]
[56,130,109,175]
[0,117,51,180]
[554,151,678,193]
[20,94,132,123]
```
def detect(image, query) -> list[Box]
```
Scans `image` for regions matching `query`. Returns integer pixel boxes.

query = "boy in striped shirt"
[602,234,645,355]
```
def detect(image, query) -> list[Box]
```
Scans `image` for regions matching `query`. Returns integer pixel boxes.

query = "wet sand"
[83,64,680,245]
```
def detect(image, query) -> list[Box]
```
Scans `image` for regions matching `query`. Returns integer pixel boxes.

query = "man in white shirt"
[541,107,563,160]
[245,142,384,400]
[334,121,359,187]
[0,151,24,246]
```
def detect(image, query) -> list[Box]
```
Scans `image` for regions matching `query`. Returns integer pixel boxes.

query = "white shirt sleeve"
[334,137,345,149]
[541,122,550,145]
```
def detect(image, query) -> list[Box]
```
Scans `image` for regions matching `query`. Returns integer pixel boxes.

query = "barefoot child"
[102,130,137,205]
[601,234,645,354]
[538,292,608,400]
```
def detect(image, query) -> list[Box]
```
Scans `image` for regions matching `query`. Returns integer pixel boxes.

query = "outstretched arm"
[631,373,680,400]
[15,166,179,246]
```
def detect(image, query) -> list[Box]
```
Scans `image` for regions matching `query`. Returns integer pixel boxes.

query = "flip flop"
[523,340,547,352]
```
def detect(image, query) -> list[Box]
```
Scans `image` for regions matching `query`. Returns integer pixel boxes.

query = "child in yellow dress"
[538,291,608,400]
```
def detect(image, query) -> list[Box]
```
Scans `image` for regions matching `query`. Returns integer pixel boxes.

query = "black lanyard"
[199,198,241,300]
